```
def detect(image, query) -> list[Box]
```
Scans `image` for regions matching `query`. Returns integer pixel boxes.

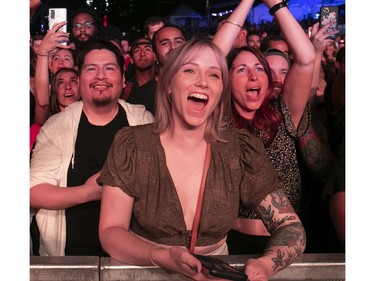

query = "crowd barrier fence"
[30,253,345,281]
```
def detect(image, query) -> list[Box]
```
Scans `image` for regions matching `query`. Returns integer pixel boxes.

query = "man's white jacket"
[30,100,155,256]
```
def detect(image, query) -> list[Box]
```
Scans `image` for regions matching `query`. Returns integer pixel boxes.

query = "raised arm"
[309,22,338,105]
[263,0,315,128]
[34,21,70,124]
[212,0,255,56]
[244,189,306,280]
[297,23,338,182]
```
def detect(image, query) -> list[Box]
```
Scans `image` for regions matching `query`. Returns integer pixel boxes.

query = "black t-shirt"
[126,78,157,115]
[65,105,128,256]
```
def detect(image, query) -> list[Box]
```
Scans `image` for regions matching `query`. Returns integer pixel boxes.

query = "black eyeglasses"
[72,22,94,30]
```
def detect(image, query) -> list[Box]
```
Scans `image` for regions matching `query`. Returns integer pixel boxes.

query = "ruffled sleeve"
[238,129,283,209]
[98,126,139,198]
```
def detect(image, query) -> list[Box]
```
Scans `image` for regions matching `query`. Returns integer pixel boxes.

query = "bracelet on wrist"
[222,20,243,29]
[37,52,49,57]
[148,246,163,266]
[269,1,288,16]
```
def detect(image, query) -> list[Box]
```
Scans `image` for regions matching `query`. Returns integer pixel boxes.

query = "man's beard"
[92,94,112,107]
[271,83,283,100]
[72,35,96,52]
[135,61,155,71]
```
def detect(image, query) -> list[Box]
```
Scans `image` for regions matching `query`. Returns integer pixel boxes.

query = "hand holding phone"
[194,254,248,281]
[48,8,68,45]
[319,6,339,40]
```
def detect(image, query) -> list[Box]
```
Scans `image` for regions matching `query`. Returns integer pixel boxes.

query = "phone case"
[48,8,67,45]
[319,6,339,39]
[194,254,248,281]
[48,8,67,33]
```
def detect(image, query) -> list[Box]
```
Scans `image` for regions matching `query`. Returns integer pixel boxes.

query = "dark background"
[30,0,264,37]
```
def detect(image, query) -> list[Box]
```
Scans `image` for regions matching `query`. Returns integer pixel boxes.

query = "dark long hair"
[226,46,281,145]
[49,68,79,115]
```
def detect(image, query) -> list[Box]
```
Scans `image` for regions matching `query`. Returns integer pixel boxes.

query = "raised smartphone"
[319,6,339,40]
[194,254,248,281]
[48,8,67,45]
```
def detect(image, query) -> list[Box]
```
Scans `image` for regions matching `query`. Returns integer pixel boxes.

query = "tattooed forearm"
[298,126,334,181]
[256,189,306,273]
[257,190,295,233]
[264,223,306,272]
[266,223,306,248]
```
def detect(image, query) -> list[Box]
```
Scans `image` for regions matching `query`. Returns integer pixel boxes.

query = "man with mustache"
[30,41,154,257]
[263,48,290,99]
[69,8,98,55]
[152,25,186,68]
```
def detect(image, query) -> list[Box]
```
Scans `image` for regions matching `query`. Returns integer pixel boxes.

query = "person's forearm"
[258,222,306,277]
[212,0,255,56]
[329,191,345,245]
[34,101,50,126]
[311,53,323,93]
[253,189,306,278]
[269,3,315,127]
[309,53,323,106]
[100,226,161,265]
[34,54,51,107]
[30,183,93,209]
[270,5,315,64]
[298,125,334,182]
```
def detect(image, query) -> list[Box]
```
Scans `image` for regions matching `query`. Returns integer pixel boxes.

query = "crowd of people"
[30,0,345,280]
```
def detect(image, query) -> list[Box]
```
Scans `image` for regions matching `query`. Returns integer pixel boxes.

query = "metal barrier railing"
[30,253,345,281]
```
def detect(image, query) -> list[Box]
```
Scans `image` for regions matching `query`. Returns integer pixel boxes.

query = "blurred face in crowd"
[247,34,261,50]
[72,13,96,42]
[229,51,269,120]
[336,36,345,50]
[131,39,156,70]
[55,70,80,110]
[121,39,130,54]
[269,40,289,56]
[50,49,75,74]
[146,22,165,41]
[110,40,121,51]
[79,49,125,107]
[32,38,43,54]
[324,42,336,60]
[265,55,289,99]
[153,26,185,66]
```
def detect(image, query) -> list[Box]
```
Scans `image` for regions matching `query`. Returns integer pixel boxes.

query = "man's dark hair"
[130,37,153,56]
[77,40,125,77]
[247,31,262,38]
[261,35,287,52]
[143,16,165,34]
[31,34,44,43]
[263,48,290,67]
[97,24,123,46]
[69,7,98,32]
[151,24,185,51]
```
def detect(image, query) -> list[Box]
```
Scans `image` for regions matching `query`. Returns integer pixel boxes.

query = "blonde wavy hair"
[154,38,230,142]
